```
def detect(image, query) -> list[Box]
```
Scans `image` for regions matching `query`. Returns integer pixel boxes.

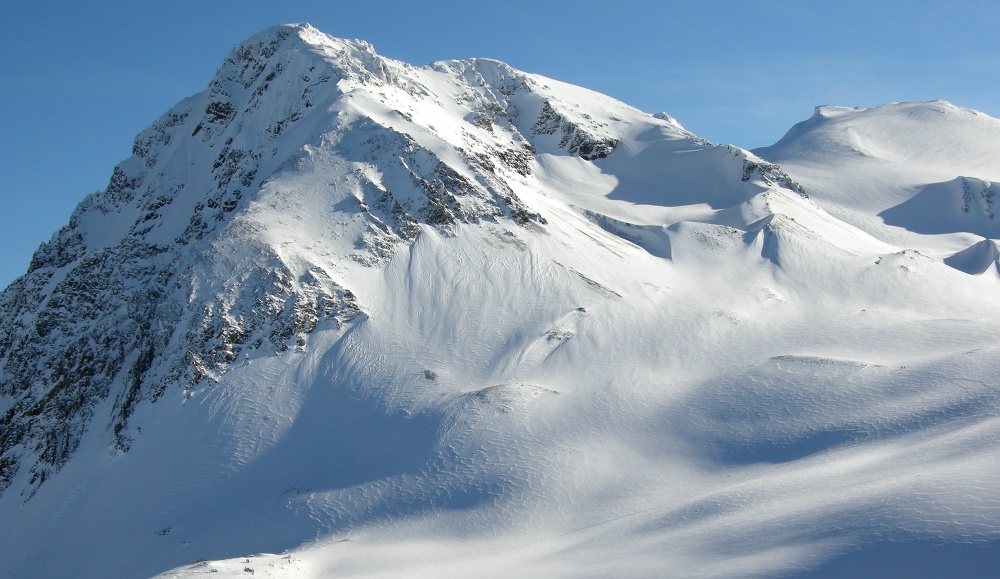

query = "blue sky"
[2,0,998,287]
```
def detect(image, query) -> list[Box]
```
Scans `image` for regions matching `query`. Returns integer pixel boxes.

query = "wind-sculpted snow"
[2,23,1000,579]
[755,101,1000,276]
[881,176,999,237]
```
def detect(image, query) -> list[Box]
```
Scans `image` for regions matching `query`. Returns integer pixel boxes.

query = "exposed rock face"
[531,100,619,160]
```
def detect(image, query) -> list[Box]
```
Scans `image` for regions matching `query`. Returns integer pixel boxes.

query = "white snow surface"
[755,101,1000,261]
[1,24,999,578]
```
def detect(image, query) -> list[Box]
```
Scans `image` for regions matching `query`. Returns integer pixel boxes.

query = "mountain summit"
[2,24,999,578]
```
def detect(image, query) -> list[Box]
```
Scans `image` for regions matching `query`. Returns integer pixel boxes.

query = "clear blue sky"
[2,0,998,287]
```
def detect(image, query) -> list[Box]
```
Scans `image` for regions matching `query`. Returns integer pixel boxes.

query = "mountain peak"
[4,24,1000,579]
[234,22,375,55]
[813,104,866,118]
[759,100,1000,170]
[206,22,389,110]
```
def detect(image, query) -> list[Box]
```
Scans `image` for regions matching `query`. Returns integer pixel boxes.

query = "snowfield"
[1,24,999,578]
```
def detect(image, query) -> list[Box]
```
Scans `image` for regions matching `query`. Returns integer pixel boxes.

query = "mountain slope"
[755,101,1000,263]
[1,24,999,579]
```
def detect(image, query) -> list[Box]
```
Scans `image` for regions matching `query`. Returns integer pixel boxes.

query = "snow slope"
[1,24,999,578]
[755,101,1000,265]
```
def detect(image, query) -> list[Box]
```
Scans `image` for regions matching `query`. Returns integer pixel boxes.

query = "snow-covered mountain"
[2,23,999,578]
[755,101,1000,257]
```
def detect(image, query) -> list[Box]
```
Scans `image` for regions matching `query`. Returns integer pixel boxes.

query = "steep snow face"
[755,101,1000,262]
[2,24,1000,579]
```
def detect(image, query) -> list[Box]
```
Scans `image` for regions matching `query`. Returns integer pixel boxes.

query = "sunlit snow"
[1,24,998,579]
